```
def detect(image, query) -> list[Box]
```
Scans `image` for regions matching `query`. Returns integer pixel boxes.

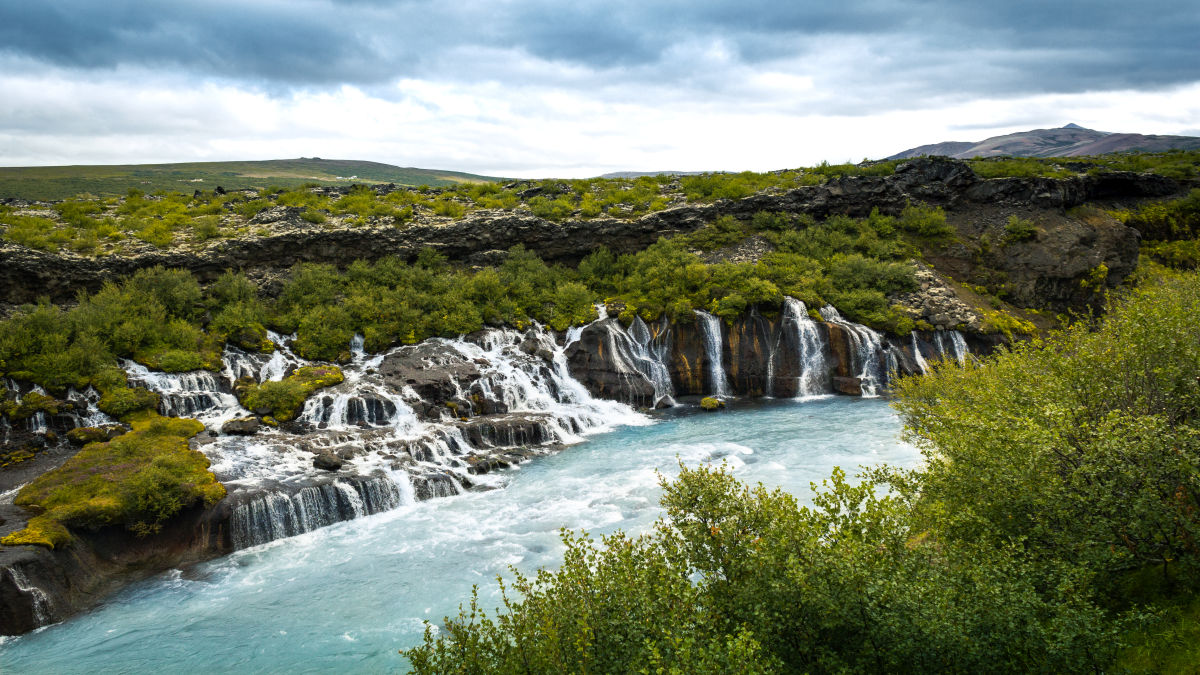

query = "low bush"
[1003,214,1037,242]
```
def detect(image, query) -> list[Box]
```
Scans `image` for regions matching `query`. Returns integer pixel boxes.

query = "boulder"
[832,376,863,396]
[312,451,343,471]
[220,416,261,436]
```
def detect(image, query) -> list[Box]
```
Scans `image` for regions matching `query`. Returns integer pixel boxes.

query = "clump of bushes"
[1,411,224,547]
[1120,188,1200,241]
[979,309,1037,340]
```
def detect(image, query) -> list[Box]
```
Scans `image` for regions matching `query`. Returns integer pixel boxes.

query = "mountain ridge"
[888,125,1200,160]
[0,158,503,201]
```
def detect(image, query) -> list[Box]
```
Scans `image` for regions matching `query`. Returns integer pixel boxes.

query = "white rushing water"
[0,397,915,673]
[782,298,832,396]
[121,323,651,554]
[694,310,732,397]
[818,306,890,397]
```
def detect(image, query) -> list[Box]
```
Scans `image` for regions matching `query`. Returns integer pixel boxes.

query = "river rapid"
[0,396,915,673]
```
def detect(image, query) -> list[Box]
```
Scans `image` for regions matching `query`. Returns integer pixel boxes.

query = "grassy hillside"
[0,158,503,200]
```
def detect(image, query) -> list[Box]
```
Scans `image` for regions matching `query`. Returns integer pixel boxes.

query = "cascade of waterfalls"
[782,298,832,396]
[210,322,649,549]
[124,361,242,424]
[4,308,976,561]
[229,475,413,549]
[694,311,732,397]
[818,306,888,397]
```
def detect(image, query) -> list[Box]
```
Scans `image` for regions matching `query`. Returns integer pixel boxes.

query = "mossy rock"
[66,424,127,446]
[228,325,276,353]
[0,515,71,549]
[0,446,40,468]
[3,411,223,547]
[97,386,160,418]
[237,366,344,422]
[700,396,726,411]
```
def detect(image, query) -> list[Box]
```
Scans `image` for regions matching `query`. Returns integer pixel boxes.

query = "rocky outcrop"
[893,264,984,331]
[565,318,659,407]
[0,501,230,636]
[220,416,261,435]
[0,158,1174,306]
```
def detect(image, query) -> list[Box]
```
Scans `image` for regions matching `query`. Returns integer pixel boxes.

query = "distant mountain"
[0,158,503,201]
[597,170,707,179]
[887,125,1200,160]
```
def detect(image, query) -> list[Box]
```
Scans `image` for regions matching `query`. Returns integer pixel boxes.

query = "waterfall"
[123,361,242,423]
[932,330,969,365]
[817,306,888,397]
[300,388,420,432]
[948,331,969,365]
[197,321,652,549]
[694,311,731,397]
[6,567,52,625]
[628,317,675,407]
[439,327,648,443]
[782,298,831,396]
[910,333,930,374]
[229,475,411,549]
[26,412,48,434]
[589,317,675,407]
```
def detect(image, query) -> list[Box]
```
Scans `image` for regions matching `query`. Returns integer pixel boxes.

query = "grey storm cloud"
[1,0,1198,98]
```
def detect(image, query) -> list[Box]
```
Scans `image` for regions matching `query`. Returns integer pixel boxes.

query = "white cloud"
[1,59,1198,177]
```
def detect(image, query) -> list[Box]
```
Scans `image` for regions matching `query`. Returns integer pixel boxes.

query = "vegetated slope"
[0,158,503,201]
[889,124,1200,160]
[405,266,1200,674]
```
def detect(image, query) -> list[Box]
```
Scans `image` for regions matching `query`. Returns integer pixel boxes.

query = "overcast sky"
[1,0,1198,177]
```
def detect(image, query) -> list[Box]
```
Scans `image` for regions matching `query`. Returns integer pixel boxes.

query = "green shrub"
[1122,189,1200,241]
[1143,239,1200,269]
[97,385,160,418]
[0,214,60,250]
[191,215,222,242]
[238,365,344,421]
[897,203,955,240]
[683,215,748,251]
[1003,214,1037,242]
[406,464,1120,673]
[894,270,1200,581]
